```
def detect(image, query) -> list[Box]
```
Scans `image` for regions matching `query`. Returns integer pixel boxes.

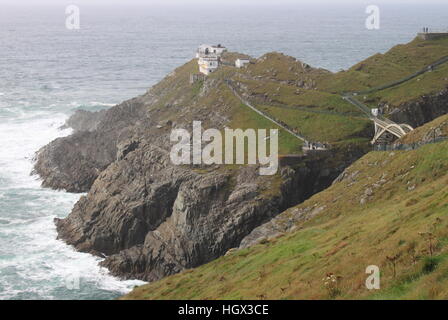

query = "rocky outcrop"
[61,109,108,132]
[33,131,117,193]
[388,88,448,127]
[35,59,368,282]
[96,166,280,281]
[54,132,354,281]
[238,150,363,249]
[33,97,149,193]
[239,204,327,249]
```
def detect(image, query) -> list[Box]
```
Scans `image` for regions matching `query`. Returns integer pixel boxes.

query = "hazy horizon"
[1,0,447,6]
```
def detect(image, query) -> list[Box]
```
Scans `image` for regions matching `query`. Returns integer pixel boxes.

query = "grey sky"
[0,0,446,5]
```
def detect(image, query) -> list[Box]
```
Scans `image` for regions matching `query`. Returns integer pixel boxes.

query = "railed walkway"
[225,80,309,144]
[341,54,448,144]
[342,95,414,143]
[353,55,448,96]
[225,54,448,147]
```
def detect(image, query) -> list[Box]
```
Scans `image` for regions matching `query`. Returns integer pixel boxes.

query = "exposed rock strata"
[34,97,148,193]
[389,88,448,127]
[34,58,448,282]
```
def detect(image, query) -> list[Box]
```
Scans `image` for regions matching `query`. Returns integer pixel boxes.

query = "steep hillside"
[37,53,360,283]
[397,113,448,144]
[221,36,448,145]
[318,36,448,95]
[34,35,448,285]
[124,123,448,300]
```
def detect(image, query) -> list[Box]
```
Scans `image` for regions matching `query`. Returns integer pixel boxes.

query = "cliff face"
[53,119,355,281]
[238,89,448,249]
[33,58,365,281]
[34,97,149,193]
[98,152,359,281]
[389,89,448,128]
[123,137,448,300]
[34,41,448,283]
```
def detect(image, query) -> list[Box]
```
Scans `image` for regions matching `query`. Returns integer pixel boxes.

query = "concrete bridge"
[372,117,414,144]
[342,95,414,144]
[341,52,448,144]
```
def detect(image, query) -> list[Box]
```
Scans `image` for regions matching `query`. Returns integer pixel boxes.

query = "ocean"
[0,3,447,300]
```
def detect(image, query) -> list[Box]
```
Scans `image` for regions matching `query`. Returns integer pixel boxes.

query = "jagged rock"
[34,97,148,192]
[33,59,370,282]
[33,131,117,193]
[225,248,238,256]
[390,89,448,127]
[117,140,140,161]
[365,188,374,197]
[61,109,108,132]
[333,169,360,184]
[239,204,327,249]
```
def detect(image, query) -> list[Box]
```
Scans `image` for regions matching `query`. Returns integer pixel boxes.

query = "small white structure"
[371,108,379,117]
[198,56,219,75]
[302,141,328,152]
[196,44,227,75]
[196,44,227,58]
[235,58,250,68]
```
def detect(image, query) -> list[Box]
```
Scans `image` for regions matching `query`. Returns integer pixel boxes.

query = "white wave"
[0,105,145,300]
[89,101,116,107]
[0,215,144,300]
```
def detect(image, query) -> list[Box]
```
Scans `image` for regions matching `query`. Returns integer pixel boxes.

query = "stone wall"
[418,33,448,41]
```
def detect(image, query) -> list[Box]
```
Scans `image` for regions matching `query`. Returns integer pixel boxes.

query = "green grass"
[398,114,448,144]
[257,104,371,143]
[123,139,448,300]
[229,102,303,155]
[243,52,330,84]
[123,37,448,300]
[318,37,448,94]
[365,62,448,106]
[235,79,360,114]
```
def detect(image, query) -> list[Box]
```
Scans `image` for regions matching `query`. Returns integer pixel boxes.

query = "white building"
[196,44,227,58]
[235,58,250,68]
[196,44,227,75]
[198,56,220,75]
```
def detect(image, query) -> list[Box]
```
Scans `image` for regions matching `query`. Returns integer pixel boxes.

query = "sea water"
[0,3,447,300]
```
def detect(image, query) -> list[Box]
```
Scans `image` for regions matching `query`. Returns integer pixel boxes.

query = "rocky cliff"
[34,39,448,283]
[34,98,148,193]
[51,109,357,281]
[33,57,367,281]
[389,88,448,127]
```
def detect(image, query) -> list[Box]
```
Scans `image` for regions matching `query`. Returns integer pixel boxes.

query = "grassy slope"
[398,114,448,144]
[149,37,448,148]
[122,38,448,300]
[229,102,303,155]
[123,136,448,300]
[223,36,448,144]
[144,60,303,155]
[229,56,372,144]
[366,62,448,106]
[318,36,448,94]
